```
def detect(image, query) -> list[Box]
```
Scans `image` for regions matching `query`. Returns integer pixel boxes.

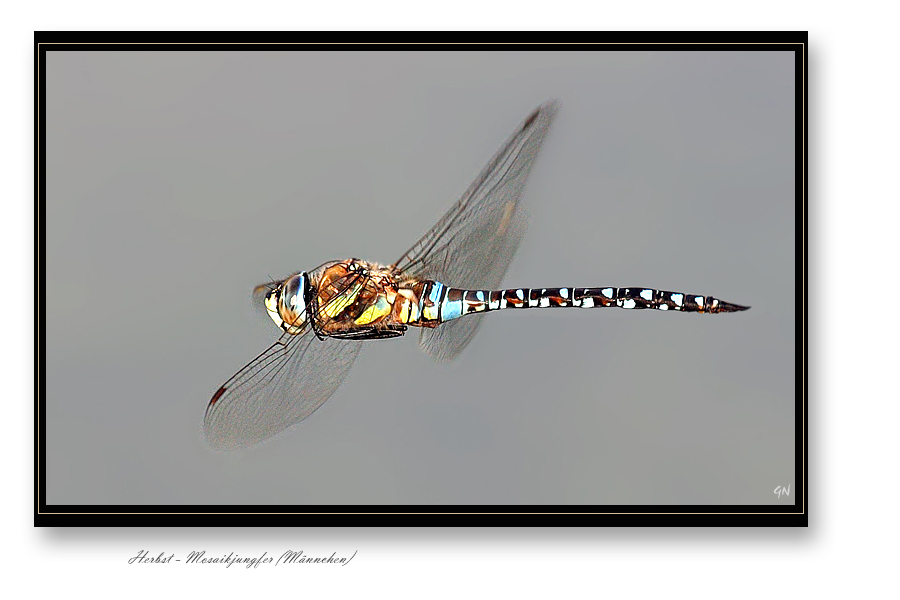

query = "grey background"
[46,51,795,505]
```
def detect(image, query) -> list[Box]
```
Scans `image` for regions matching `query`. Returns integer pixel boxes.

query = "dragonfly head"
[263,272,309,335]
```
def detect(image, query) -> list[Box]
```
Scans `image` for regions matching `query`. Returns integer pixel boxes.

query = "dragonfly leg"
[327,324,407,340]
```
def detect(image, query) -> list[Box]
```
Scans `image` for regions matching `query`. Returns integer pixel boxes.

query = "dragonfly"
[203,100,749,451]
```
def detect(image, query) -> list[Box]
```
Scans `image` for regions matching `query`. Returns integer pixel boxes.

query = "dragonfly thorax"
[312,259,408,333]
[265,272,309,335]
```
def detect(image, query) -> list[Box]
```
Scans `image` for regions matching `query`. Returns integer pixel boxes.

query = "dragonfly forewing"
[395,101,559,361]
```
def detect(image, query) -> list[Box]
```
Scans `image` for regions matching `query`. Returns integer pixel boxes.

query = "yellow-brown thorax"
[311,259,430,335]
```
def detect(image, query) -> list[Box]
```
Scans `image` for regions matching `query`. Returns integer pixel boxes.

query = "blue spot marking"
[441,298,463,321]
[428,282,445,304]
[422,281,446,321]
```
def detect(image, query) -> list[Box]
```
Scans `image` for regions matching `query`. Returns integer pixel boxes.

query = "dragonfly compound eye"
[265,273,308,334]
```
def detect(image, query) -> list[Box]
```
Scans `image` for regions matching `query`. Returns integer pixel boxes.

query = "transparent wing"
[393,100,559,361]
[203,332,361,451]
[203,275,364,451]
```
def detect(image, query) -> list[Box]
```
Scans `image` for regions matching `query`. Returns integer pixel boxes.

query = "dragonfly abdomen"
[411,282,749,325]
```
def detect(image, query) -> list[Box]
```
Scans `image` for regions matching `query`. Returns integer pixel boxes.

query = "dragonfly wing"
[394,100,559,361]
[203,328,362,452]
[204,269,374,450]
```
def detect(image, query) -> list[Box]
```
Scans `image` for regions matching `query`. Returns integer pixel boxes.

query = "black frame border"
[35,31,808,527]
